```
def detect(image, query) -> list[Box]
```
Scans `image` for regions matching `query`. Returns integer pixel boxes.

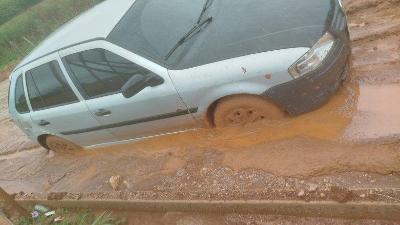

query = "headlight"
[288,32,335,79]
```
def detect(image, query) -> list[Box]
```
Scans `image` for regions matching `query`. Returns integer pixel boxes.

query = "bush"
[0,0,43,26]
[14,209,126,225]
[0,0,104,70]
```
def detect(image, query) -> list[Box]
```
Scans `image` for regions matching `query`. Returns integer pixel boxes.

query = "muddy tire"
[213,95,285,127]
[45,136,82,154]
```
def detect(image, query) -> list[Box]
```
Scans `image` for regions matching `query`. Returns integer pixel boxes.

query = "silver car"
[8,0,350,152]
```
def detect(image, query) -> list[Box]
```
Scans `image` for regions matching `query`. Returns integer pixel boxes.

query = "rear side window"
[26,61,78,111]
[62,48,152,99]
[14,75,29,114]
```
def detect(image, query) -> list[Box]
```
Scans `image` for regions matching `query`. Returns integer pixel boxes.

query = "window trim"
[8,79,12,114]
[25,60,80,112]
[13,38,106,72]
[14,74,30,114]
[62,53,123,100]
[62,57,124,100]
[58,40,171,100]
[61,47,159,100]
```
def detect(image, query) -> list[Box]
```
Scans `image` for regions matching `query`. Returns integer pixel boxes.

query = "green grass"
[0,0,104,71]
[0,0,43,26]
[14,209,126,225]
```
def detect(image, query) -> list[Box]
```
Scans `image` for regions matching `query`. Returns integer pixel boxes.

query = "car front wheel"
[213,95,285,127]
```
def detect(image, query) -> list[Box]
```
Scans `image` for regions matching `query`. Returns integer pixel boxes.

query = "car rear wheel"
[45,136,82,153]
[213,95,285,127]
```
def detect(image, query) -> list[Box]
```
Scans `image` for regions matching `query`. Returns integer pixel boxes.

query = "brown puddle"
[222,137,400,178]
[96,82,359,154]
[2,82,400,193]
[345,84,400,142]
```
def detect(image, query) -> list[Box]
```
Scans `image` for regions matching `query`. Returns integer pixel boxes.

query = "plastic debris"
[34,204,50,213]
[44,210,56,217]
[54,216,64,222]
[31,211,39,218]
[109,175,122,191]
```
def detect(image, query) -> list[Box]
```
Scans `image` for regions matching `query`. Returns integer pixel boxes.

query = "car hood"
[177,0,337,67]
[209,0,334,47]
[178,0,341,69]
[108,0,340,70]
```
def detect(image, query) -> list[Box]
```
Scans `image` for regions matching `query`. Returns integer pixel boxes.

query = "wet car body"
[8,0,350,149]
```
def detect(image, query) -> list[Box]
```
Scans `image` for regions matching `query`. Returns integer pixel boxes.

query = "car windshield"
[165,16,213,60]
[108,0,330,70]
[108,0,205,68]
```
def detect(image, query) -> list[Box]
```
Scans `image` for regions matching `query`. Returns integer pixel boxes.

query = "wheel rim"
[224,107,266,126]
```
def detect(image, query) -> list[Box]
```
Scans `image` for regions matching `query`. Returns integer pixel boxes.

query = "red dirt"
[0,0,399,214]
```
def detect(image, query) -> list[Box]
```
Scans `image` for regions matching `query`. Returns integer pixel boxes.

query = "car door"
[60,41,196,142]
[24,53,115,147]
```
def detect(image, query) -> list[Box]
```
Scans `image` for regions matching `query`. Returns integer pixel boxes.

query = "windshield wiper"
[197,0,214,24]
[165,17,213,60]
[164,0,215,60]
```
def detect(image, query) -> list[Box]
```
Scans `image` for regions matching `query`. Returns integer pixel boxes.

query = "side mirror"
[121,74,164,98]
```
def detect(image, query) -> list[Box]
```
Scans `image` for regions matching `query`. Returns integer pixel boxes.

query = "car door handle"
[38,120,50,126]
[95,109,112,117]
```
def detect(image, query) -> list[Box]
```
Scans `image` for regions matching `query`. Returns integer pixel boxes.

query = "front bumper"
[262,0,351,115]
[262,38,351,115]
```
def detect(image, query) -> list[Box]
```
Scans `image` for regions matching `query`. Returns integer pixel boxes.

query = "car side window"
[14,75,29,114]
[62,48,152,99]
[26,61,78,111]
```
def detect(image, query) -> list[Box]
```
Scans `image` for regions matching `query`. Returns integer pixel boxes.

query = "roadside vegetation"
[14,209,126,225]
[0,0,104,73]
[0,62,15,82]
[0,0,43,26]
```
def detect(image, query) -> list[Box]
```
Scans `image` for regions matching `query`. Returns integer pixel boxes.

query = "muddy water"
[0,73,359,193]
[2,137,400,194]
[222,138,400,177]
[345,84,400,141]
[96,83,358,154]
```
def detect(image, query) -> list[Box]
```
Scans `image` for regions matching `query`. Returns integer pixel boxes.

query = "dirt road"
[115,212,400,225]
[0,0,400,210]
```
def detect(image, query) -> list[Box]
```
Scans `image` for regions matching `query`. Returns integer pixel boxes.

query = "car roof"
[13,0,136,74]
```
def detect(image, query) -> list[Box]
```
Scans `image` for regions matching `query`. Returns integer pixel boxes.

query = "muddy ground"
[1,0,400,223]
[106,212,400,225]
